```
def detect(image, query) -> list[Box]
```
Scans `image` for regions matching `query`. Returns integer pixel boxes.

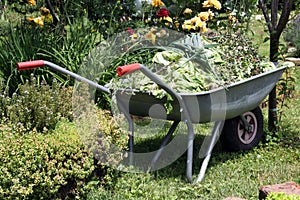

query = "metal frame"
[17,60,287,184]
[21,61,222,183]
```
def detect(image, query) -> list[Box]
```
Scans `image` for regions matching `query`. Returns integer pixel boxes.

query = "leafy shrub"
[266,192,300,200]
[0,102,128,199]
[83,0,136,38]
[72,83,128,164]
[0,75,73,132]
[0,121,95,199]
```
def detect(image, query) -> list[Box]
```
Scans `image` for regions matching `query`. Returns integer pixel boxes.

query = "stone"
[223,198,247,200]
[259,182,300,199]
[286,57,300,66]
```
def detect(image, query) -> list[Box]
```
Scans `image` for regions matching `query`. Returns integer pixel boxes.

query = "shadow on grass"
[127,124,243,181]
[128,127,299,182]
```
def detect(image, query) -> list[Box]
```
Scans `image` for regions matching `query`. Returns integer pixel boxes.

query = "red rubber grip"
[17,60,45,70]
[116,63,141,77]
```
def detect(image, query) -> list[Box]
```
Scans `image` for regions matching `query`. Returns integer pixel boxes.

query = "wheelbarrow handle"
[17,60,45,70]
[117,63,141,76]
[17,60,110,94]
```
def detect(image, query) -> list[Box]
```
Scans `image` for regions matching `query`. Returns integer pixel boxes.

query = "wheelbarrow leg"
[195,120,224,183]
[186,121,195,183]
[116,96,134,165]
[147,121,180,172]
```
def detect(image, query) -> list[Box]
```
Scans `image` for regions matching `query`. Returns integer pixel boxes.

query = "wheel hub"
[238,112,258,144]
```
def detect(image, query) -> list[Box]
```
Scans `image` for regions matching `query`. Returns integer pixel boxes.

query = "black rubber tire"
[220,107,264,152]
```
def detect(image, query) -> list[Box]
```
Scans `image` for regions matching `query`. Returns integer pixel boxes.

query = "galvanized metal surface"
[117,66,287,123]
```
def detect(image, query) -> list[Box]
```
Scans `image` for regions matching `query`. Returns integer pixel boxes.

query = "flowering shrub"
[26,7,53,27]
[138,0,228,33]
[0,75,73,132]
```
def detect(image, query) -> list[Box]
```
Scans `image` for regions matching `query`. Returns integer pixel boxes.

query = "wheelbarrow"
[17,60,287,184]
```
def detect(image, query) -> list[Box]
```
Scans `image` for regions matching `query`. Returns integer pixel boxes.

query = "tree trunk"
[268,33,280,132]
[259,0,294,132]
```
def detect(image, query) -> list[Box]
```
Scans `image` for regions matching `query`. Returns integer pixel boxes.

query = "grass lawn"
[86,68,300,199]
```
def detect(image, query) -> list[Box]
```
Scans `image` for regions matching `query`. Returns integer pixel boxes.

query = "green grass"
[85,68,300,200]
[248,16,271,57]
[248,14,289,58]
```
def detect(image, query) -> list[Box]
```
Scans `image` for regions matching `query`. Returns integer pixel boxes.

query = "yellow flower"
[152,0,165,7]
[182,24,193,31]
[34,17,44,27]
[213,1,222,10]
[228,13,237,23]
[174,21,180,28]
[164,16,173,23]
[44,14,53,24]
[207,9,214,19]
[156,29,168,37]
[202,0,221,10]
[201,22,208,33]
[183,8,193,15]
[40,7,51,16]
[190,16,199,24]
[196,20,204,28]
[198,12,210,21]
[27,16,44,27]
[130,33,139,41]
[161,16,173,27]
[39,7,53,24]
[145,30,156,44]
[27,0,36,6]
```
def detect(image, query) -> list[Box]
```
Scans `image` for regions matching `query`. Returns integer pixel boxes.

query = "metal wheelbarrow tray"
[17,60,287,184]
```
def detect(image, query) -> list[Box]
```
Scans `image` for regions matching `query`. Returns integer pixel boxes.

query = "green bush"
[0,79,128,199]
[0,108,128,199]
[83,0,136,38]
[0,121,95,199]
[266,192,300,200]
[0,75,73,132]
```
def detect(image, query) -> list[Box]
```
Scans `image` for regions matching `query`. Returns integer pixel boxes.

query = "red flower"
[157,8,169,18]
[126,28,134,35]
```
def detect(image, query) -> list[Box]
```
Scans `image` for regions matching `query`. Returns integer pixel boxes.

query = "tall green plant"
[39,18,100,85]
[0,17,100,94]
[0,24,62,93]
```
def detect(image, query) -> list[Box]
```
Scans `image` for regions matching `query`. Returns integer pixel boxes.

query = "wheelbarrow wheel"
[220,107,263,152]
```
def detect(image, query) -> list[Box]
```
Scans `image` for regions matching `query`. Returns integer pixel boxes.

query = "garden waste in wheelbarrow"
[17,60,288,184]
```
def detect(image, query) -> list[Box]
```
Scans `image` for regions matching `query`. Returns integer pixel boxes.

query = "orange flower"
[27,0,36,6]
[27,16,44,27]
[152,0,165,7]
